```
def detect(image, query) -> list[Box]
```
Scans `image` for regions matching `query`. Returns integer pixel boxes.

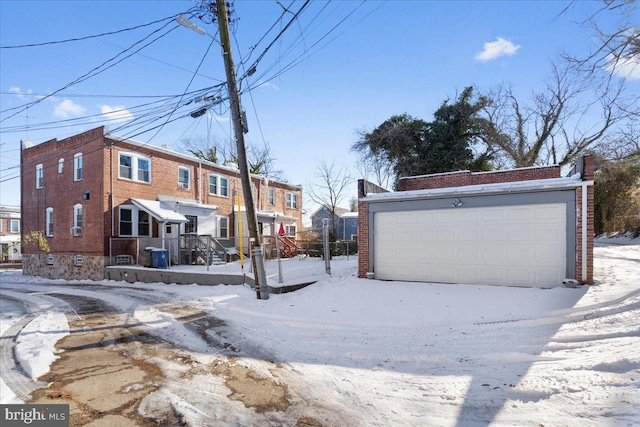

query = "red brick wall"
[398,165,561,191]
[21,127,107,256]
[104,139,302,238]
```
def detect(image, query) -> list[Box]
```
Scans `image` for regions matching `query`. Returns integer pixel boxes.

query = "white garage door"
[374,203,566,287]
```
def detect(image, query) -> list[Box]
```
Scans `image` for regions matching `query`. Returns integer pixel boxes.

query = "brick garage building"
[21,126,303,280]
[357,155,594,288]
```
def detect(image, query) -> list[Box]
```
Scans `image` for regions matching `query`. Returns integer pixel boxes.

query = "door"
[373,203,566,287]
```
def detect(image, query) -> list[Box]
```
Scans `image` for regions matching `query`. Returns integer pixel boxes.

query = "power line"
[0,11,195,49]
[1,19,182,121]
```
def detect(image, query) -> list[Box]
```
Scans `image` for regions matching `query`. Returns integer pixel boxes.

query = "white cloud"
[475,37,521,62]
[606,54,640,80]
[257,80,279,91]
[100,105,134,123]
[53,99,85,118]
[8,86,35,99]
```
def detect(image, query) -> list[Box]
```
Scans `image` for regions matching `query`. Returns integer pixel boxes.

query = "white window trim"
[73,203,83,229]
[178,166,191,190]
[58,158,64,174]
[36,164,44,189]
[9,219,20,234]
[208,174,229,197]
[268,188,275,206]
[286,192,298,209]
[118,152,151,183]
[46,207,54,237]
[118,205,151,237]
[217,215,229,238]
[74,153,83,181]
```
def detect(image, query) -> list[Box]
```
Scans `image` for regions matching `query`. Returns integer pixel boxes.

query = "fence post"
[323,218,331,275]
[276,235,283,284]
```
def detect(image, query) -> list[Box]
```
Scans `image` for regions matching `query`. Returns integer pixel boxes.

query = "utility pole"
[216,0,269,299]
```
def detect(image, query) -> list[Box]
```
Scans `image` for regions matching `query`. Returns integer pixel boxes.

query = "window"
[285,224,297,236]
[178,166,190,189]
[286,192,298,209]
[184,215,198,234]
[209,174,229,197]
[74,153,83,181]
[119,153,151,183]
[73,204,83,229]
[217,216,228,238]
[268,188,275,206]
[46,207,54,237]
[138,158,150,182]
[9,220,20,233]
[36,164,44,189]
[119,207,133,236]
[138,211,150,236]
[58,158,64,174]
[119,205,152,236]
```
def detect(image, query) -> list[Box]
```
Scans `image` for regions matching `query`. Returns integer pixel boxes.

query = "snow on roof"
[131,198,189,223]
[365,173,589,202]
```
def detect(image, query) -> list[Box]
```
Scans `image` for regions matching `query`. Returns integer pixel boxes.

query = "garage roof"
[364,174,591,203]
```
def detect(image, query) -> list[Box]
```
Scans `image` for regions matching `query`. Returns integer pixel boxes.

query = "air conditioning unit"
[179,182,189,189]
[70,227,82,236]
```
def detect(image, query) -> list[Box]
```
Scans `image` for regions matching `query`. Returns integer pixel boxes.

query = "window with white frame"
[138,211,150,236]
[36,164,44,189]
[178,166,190,189]
[119,207,133,236]
[268,188,275,206]
[118,205,151,236]
[286,192,298,209]
[209,174,229,197]
[74,153,83,181]
[46,207,54,237]
[58,158,64,174]
[119,153,151,183]
[217,216,229,238]
[9,220,20,233]
[285,224,296,236]
[73,204,83,230]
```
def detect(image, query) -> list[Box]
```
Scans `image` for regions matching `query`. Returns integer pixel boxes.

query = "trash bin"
[151,249,168,269]
[144,247,154,267]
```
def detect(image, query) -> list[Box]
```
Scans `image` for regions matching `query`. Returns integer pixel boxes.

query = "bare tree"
[483,61,635,167]
[177,134,284,179]
[307,160,353,240]
[561,0,639,78]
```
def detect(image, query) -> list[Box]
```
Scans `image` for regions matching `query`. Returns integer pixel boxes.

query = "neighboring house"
[20,126,303,280]
[310,205,358,241]
[0,205,22,263]
[358,155,594,288]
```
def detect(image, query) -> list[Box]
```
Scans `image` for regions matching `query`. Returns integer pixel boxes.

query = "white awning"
[131,198,189,223]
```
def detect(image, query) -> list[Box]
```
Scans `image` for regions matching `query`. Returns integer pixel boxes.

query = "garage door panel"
[374,203,566,287]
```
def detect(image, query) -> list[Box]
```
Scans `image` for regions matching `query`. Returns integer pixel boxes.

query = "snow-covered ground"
[1,242,638,426]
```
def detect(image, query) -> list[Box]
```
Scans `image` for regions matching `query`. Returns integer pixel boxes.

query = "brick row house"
[357,155,594,288]
[0,205,22,263]
[21,126,303,280]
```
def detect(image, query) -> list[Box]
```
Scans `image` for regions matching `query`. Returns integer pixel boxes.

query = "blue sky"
[0,0,634,213]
